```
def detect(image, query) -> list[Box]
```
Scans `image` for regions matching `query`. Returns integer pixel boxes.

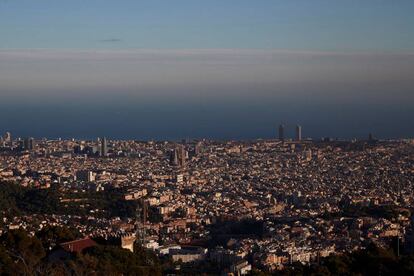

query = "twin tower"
[279,124,302,141]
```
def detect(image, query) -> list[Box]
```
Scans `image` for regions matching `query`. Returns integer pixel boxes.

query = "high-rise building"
[3,132,11,142]
[296,125,302,141]
[194,141,203,156]
[101,137,108,157]
[170,148,179,166]
[178,144,187,167]
[305,149,312,161]
[23,137,35,150]
[3,132,12,146]
[278,124,285,141]
[136,199,148,247]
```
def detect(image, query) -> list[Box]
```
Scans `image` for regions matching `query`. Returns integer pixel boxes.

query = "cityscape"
[1,127,414,274]
[1,1,414,275]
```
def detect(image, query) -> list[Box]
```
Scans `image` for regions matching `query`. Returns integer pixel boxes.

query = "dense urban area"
[1,128,414,275]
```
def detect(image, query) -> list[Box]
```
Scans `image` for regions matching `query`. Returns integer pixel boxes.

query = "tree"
[0,243,15,275]
[0,230,45,275]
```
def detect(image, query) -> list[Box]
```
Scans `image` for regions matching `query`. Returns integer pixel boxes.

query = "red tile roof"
[60,237,97,253]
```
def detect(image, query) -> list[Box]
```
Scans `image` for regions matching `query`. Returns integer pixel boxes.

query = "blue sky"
[1,0,414,50]
[0,1,413,139]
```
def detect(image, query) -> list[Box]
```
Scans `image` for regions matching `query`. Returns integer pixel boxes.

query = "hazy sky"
[0,1,413,140]
[1,0,414,50]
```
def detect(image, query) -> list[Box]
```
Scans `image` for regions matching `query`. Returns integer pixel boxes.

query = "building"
[3,132,11,146]
[170,144,186,167]
[85,145,99,156]
[305,149,312,161]
[177,144,187,167]
[59,237,97,254]
[278,124,285,141]
[231,260,252,275]
[48,237,97,262]
[23,137,35,150]
[296,125,302,141]
[76,170,96,182]
[176,174,184,183]
[194,141,203,156]
[170,148,179,166]
[169,246,207,263]
[120,234,136,253]
[101,137,108,157]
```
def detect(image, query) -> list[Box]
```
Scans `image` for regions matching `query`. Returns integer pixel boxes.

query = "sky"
[0,1,413,140]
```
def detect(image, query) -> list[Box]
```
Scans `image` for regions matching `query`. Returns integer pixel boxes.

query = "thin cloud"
[99,38,122,43]
[0,49,413,104]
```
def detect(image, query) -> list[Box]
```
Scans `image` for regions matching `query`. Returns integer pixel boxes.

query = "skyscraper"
[170,148,179,166]
[23,137,35,150]
[296,125,302,141]
[101,137,108,157]
[305,149,312,161]
[3,132,11,142]
[194,141,203,156]
[3,132,12,147]
[177,144,186,167]
[278,124,285,141]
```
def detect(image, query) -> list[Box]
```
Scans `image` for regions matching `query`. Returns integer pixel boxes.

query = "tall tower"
[3,132,12,147]
[178,144,186,167]
[194,141,203,156]
[135,199,148,247]
[170,149,179,166]
[3,132,11,142]
[278,124,285,141]
[24,137,35,150]
[101,137,108,157]
[296,125,302,141]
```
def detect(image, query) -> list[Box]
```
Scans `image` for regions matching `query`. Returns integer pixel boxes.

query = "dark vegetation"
[0,228,164,276]
[0,181,138,220]
[251,243,414,276]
